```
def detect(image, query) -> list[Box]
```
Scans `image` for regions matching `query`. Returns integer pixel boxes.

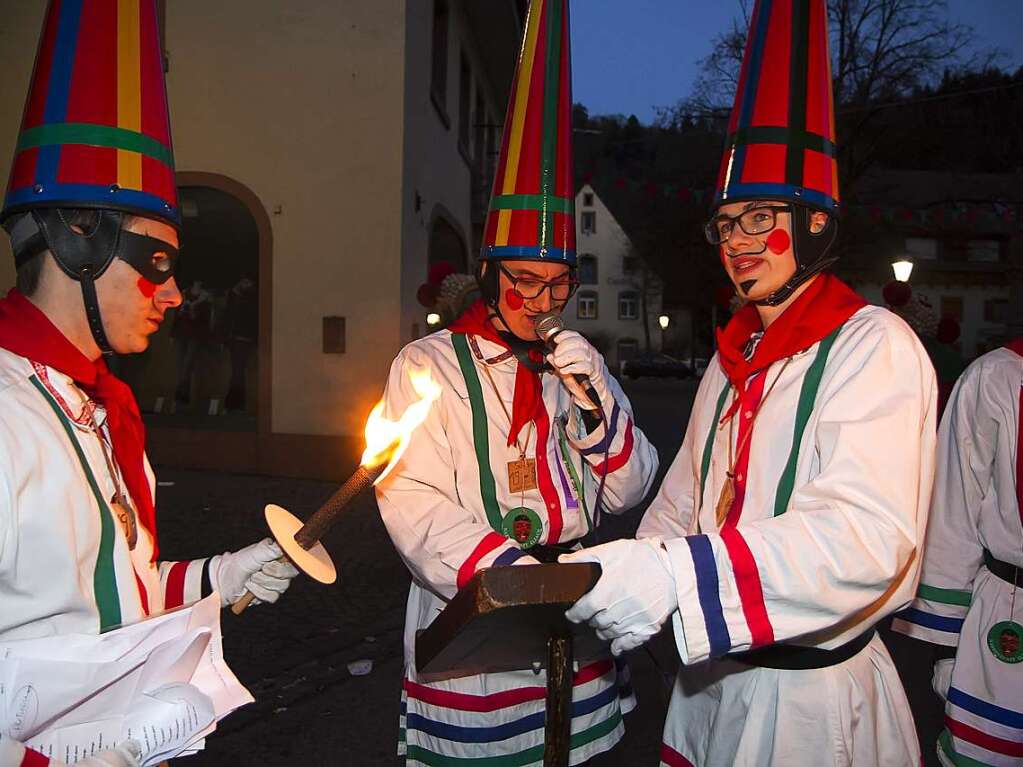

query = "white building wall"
[563,184,662,368]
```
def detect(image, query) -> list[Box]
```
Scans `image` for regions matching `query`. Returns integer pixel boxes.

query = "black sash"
[729,629,875,670]
[984,549,1022,585]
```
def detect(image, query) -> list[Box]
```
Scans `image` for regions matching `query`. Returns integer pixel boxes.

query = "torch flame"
[361,369,442,483]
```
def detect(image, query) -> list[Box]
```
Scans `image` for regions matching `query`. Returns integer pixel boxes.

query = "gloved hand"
[931,657,954,701]
[77,740,142,767]
[209,538,300,607]
[545,330,611,411]
[122,683,215,765]
[561,538,678,656]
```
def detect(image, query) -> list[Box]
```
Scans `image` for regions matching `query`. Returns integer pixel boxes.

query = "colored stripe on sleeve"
[164,560,189,608]
[457,532,507,589]
[945,716,1023,757]
[685,535,731,656]
[719,526,774,647]
[917,583,972,607]
[580,401,620,455]
[938,728,997,767]
[593,419,634,477]
[895,607,965,634]
[493,548,528,567]
[948,688,1023,729]
[660,743,696,767]
[20,747,51,767]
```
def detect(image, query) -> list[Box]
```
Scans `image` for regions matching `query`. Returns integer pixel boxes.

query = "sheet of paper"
[0,594,252,765]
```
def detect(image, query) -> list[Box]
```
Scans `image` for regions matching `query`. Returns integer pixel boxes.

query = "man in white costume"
[561,1,937,764]
[375,4,657,764]
[893,340,1023,767]
[0,2,298,765]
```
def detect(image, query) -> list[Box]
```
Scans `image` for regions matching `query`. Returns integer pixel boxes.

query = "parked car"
[620,354,693,380]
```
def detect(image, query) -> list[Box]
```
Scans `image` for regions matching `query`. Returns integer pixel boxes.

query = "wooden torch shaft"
[293,463,383,549]
[543,632,573,767]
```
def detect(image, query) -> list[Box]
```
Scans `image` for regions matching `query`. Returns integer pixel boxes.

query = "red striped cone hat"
[2,0,179,229]
[481,0,575,266]
[715,0,839,214]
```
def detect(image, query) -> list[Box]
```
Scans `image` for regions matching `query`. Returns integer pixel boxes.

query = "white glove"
[561,538,678,656]
[545,330,611,411]
[76,740,142,767]
[931,657,955,701]
[122,683,215,765]
[209,538,300,607]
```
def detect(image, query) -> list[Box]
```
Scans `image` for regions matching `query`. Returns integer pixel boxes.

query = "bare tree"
[658,0,980,191]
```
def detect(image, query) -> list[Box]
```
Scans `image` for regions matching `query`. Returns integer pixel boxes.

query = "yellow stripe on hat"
[496,0,544,247]
[117,0,142,190]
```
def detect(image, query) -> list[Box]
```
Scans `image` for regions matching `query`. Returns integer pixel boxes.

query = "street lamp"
[426,312,442,327]
[657,314,670,330]
[891,259,914,282]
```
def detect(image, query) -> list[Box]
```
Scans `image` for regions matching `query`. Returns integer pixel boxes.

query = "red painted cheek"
[136,277,157,298]
[504,289,524,310]
[766,230,791,255]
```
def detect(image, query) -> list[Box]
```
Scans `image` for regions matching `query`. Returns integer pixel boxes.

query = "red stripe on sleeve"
[20,747,51,766]
[456,532,508,589]
[133,569,150,615]
[660,743,695,767]
[946,716,1023,757]
[719,526,774,647]
[593,418,634,476]
[164,560,189,608]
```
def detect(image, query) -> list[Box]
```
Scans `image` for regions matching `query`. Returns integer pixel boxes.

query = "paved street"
[154,378,943,766]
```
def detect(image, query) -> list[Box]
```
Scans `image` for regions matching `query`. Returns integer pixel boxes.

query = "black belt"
[527,541,580,564]
[728,629,875,670]
[984,549,1022,585]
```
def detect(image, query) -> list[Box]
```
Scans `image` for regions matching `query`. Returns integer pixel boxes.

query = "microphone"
[534,311,602,410]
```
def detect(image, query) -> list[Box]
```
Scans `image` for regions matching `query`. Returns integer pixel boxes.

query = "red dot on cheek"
[504,288,524,310]
[766,229,791,255]
[136,277,157,298]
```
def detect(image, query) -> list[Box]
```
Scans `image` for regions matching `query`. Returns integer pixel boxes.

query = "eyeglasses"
[497,262,579,302]
[704,205,792,245]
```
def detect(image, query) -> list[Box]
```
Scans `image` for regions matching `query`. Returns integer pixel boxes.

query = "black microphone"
[534,312,602,411]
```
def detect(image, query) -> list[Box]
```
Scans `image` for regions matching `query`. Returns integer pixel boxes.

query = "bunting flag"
[481,0,576,265]
[2,0,179,228]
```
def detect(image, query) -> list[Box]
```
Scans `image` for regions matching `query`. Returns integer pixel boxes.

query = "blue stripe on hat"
[3,183,177,223]
[715,181,838,211]
[481,244,577,265]
[38,0,84,185]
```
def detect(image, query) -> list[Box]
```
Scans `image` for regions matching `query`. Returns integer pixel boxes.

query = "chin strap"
[755,256,838,307]
[79,268,114,355]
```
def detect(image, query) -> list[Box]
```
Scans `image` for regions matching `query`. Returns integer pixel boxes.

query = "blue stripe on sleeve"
[948,687,1023,729]
[685,535,731,657]
[894,607,965,634]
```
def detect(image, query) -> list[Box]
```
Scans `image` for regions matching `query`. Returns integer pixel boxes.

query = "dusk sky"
[572,0,1023,124]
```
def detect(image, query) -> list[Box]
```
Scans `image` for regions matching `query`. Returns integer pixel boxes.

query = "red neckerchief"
[1004,339,1023,358]
[448,300,544,447]
[716,274,866,421]
[0,289,158,559]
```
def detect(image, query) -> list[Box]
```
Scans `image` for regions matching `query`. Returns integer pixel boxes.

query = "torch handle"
[293,464,381,549]
[230,554,292,614]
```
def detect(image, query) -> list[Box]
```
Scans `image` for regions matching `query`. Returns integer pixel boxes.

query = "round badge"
[501,507,543,550]
[987,621,1023,664]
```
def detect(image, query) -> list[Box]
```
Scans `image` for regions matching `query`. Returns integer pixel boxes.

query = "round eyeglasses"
[498,262,579,302]
[704,205,792,245]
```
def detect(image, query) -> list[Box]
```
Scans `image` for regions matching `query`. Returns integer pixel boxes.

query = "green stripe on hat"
[537,0,563,248]
[17,123,174,166]
[727,125,835,157]
[490,193,573,213]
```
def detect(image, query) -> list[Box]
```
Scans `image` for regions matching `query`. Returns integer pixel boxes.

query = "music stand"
[415,563,603,767]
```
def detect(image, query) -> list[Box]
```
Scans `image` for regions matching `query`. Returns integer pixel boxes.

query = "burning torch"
[232,370,441,613]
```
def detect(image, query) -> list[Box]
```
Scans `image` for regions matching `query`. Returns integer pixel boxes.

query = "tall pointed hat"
[714,0,839,214]
[2,0,179,229]
[481,0,575,266]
